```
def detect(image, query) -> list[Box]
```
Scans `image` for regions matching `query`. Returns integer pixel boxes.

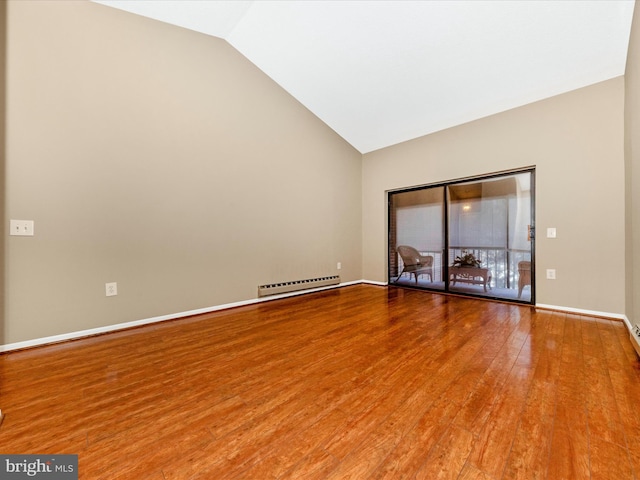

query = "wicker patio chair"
[518,261,531,298]
[396,245,434,284]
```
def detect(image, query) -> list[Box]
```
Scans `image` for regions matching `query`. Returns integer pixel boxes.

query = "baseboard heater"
[258,275,340,297]
[630,324,640,357]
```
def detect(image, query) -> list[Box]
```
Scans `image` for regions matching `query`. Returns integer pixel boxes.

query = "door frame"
[387,167,536,304]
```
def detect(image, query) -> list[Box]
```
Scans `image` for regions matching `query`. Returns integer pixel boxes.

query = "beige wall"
[626,1,640,325]
[0,0,6,348]
[4,1,362,344]
[3,0,633,347]
[363,78,626,315]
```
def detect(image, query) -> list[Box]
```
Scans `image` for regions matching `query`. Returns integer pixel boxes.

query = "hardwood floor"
[1,284,639,479]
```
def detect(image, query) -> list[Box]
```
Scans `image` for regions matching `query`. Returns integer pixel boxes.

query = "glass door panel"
[447,172,533,301]
[389,187,445,290]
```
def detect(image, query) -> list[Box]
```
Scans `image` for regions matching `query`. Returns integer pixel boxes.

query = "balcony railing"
[395,246,531,290]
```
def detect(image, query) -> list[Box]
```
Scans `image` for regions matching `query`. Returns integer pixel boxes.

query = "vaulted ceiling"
[94,1,635,153]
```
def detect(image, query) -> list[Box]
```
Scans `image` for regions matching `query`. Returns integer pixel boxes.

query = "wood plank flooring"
[1,284,640,479]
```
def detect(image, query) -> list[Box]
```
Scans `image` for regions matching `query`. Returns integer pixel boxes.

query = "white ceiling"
[94,0,635,154]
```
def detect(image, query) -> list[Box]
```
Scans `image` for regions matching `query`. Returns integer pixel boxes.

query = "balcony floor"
[391,276,532,303]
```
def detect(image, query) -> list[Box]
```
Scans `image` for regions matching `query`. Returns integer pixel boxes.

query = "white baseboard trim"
[622,315,640,356]
[535,303,625,321]
[362,279,388,286]
[2,282,626,353]
[0,280,364,353]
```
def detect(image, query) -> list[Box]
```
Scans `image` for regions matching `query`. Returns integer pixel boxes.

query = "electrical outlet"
[546,269,556,280]
[105,282,118,297]
[337,262,342,270]
[9,220,34,236]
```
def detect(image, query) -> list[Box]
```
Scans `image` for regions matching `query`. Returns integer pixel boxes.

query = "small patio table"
[449,266,492,292]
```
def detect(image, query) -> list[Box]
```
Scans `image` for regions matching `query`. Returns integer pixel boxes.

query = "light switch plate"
[10,220,34,236]
[547,227,557,238]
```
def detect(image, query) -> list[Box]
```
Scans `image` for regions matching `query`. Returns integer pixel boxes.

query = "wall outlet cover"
[105,282,118,297]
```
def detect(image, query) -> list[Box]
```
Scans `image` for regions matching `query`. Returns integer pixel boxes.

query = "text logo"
[0,455,77,479]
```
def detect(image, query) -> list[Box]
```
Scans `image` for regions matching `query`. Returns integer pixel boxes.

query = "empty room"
[2,0,640,478]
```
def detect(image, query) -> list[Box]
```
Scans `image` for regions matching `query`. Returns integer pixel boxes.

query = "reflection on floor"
[391,276,532,302]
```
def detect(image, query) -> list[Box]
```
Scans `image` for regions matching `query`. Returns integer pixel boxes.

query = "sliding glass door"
[388,169,534,303]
